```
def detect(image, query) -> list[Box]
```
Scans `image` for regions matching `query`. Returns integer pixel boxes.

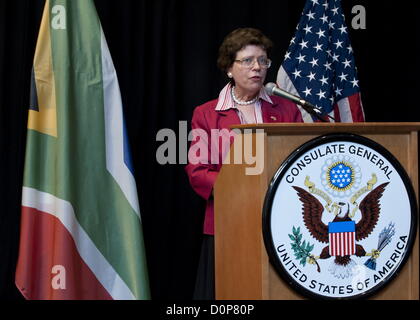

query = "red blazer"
[185,95,303,235]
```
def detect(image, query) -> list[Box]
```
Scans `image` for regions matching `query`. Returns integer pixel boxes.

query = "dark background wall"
[0,0,418,300]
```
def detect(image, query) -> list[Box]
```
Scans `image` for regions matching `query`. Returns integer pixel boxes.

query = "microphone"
[265,82,332,122]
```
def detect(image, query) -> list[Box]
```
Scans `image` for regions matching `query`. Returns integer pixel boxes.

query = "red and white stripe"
[333,93,365,122]
[329,232,356,256]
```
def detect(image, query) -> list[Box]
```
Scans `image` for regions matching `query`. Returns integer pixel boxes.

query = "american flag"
[277,0,365,122]
[328,221,356,256]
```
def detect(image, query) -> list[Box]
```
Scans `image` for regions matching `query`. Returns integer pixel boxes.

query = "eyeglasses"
[234,56,272,69]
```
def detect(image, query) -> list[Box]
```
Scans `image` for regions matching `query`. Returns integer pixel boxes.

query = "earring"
[227,72,233,78]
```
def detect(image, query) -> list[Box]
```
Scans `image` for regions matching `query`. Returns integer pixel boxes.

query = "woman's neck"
[232,86,258,103]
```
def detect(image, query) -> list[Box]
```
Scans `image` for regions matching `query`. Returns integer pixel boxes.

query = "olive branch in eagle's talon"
[289,226,321,273]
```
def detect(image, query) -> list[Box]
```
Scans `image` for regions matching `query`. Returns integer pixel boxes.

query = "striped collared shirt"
[215,83,273,124]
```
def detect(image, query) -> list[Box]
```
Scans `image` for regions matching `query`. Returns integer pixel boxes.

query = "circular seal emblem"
[262,134,417,300]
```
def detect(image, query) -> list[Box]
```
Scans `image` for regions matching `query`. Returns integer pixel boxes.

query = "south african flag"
[15,0,150,300]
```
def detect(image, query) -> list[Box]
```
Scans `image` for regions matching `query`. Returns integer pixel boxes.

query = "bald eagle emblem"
[292,173,390,279]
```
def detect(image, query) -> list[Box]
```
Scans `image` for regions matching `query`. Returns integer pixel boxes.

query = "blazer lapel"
[216,108,241,129]
[261,99,280,123]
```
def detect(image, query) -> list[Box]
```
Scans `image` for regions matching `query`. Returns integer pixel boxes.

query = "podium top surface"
[231,122,420,135]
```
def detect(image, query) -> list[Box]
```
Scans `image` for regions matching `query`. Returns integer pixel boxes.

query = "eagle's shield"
[328,221,356,256]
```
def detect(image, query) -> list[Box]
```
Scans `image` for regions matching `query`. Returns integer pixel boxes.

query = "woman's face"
[228,45,268,98]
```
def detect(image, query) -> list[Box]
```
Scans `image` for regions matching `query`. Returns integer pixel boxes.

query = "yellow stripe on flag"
[28,0,57,137]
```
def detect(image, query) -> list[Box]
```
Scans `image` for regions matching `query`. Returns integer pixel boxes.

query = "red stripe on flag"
[330,233,334,256]
[330,234,333,255]
[348,93,364,122]
[343,233,347,255]
[336,234,338,256]
[342,233,346,256]
[16,206,112,300]
[346,232,350,255]
[348,232,352,255]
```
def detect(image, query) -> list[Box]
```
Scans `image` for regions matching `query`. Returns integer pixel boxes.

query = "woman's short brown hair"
[217,27,273,73]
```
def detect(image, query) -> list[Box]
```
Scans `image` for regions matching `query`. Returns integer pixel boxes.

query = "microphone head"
[264,82,277,95]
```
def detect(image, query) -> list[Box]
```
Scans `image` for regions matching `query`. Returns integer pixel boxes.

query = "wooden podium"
[214,123,419,300]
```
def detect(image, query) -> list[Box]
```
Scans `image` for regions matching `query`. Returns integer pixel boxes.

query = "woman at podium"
[185,27,303,299]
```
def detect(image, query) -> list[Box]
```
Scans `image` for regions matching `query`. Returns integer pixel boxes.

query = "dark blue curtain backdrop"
[0,0,418,300]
